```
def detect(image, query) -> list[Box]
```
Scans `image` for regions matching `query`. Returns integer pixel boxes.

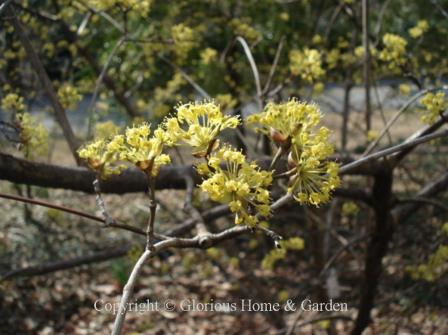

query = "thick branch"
[0,153,196,193]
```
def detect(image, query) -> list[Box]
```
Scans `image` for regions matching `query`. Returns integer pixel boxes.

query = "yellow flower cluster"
[247,100,322,146]
[289,48,325,83]
[57,84,81,110]
[16,113,49,159]
[367,129,379,142]
[379,34,408,72]
[354,45,378,60]
[1,93,25,113]
[288,132,340,206]
[326,49,341,70]
[154,73,185,103]
[200,48,218,65]
[261,237,305,271]
[409,20,429,39]
[94,120,121,140]
[215,94,237,111]
[399,83,411,96]
[197,146,273,226]
[230,19,260,43]
[163,101,240,157]
[1,93,48,159]
[87,0,153,16]
[342,201,359,216]
[407,244,448,282]
[171,24,198,62]
[79,123,171,177]
[420,91,447,124]
[248,100,340,206]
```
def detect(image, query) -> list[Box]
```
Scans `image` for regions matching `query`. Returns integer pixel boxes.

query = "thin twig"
[86,36,126,138]
[362,87,446,156]
[340,129,448,174]
[235,36,263,110]
[262,36,285,95]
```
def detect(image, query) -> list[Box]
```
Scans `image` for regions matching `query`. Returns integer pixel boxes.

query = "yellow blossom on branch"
[289,48,325,83]
[79,123,171,177]
[419,91,447,124]
[163,101,240,157]
[379,33,408,72]
[197,145,272,227]
[247,99,322,147]
[409,20,429,39]
[57,84,81,110]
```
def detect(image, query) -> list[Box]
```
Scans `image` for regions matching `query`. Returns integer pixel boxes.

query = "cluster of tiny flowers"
[197,146,273,226]
[87,0,152,16]
[248,99,340,206]
[1,93,48,159]
[94,120,121,140]
[171,24,198,62]
[419,91,447,124]
[78,123,171,177]
[1,93,25,113]
[57,84,81,110]
[354,45,378,60]
[16,113,49,159]
[200,48,218,65]
[406,244,448,282]
[379,34,408,72]
[367,129,379,142]
[399,83,411,96]
[289,48,325,83]
[342,201,359,216]
[409,20,429,39]
[163,101,240,157]
[230,19,260,43]
[261,237,304,271]
[288,130,340,206]
[247,100,322,144]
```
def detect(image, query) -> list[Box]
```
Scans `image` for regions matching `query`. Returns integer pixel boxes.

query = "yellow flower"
[163,101,240,157]
[409,20,429,39]
[79,123,171,177]
[16,113,49,160]
[367,129,379,142]
[326,49,341,70]
[94,121,121,140]
[399,83,411,96]
[1,93,25,113]
[171,24,198,62]
[312,34,323,45]
[262,237,304,271]
[247,99,322,147]
[407,244,448,281]
[87,0,152,16]
[230,19,260,43]
[342,202,359,216]
[1,93,48,160]
[289,48,325,83]
[419,91,447,124]
[215,94,237,111]
[198,146,272,227]
[57,84,81,109]
[200,48,218,65]
[279,12,289,21]
[379,33,407,72]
